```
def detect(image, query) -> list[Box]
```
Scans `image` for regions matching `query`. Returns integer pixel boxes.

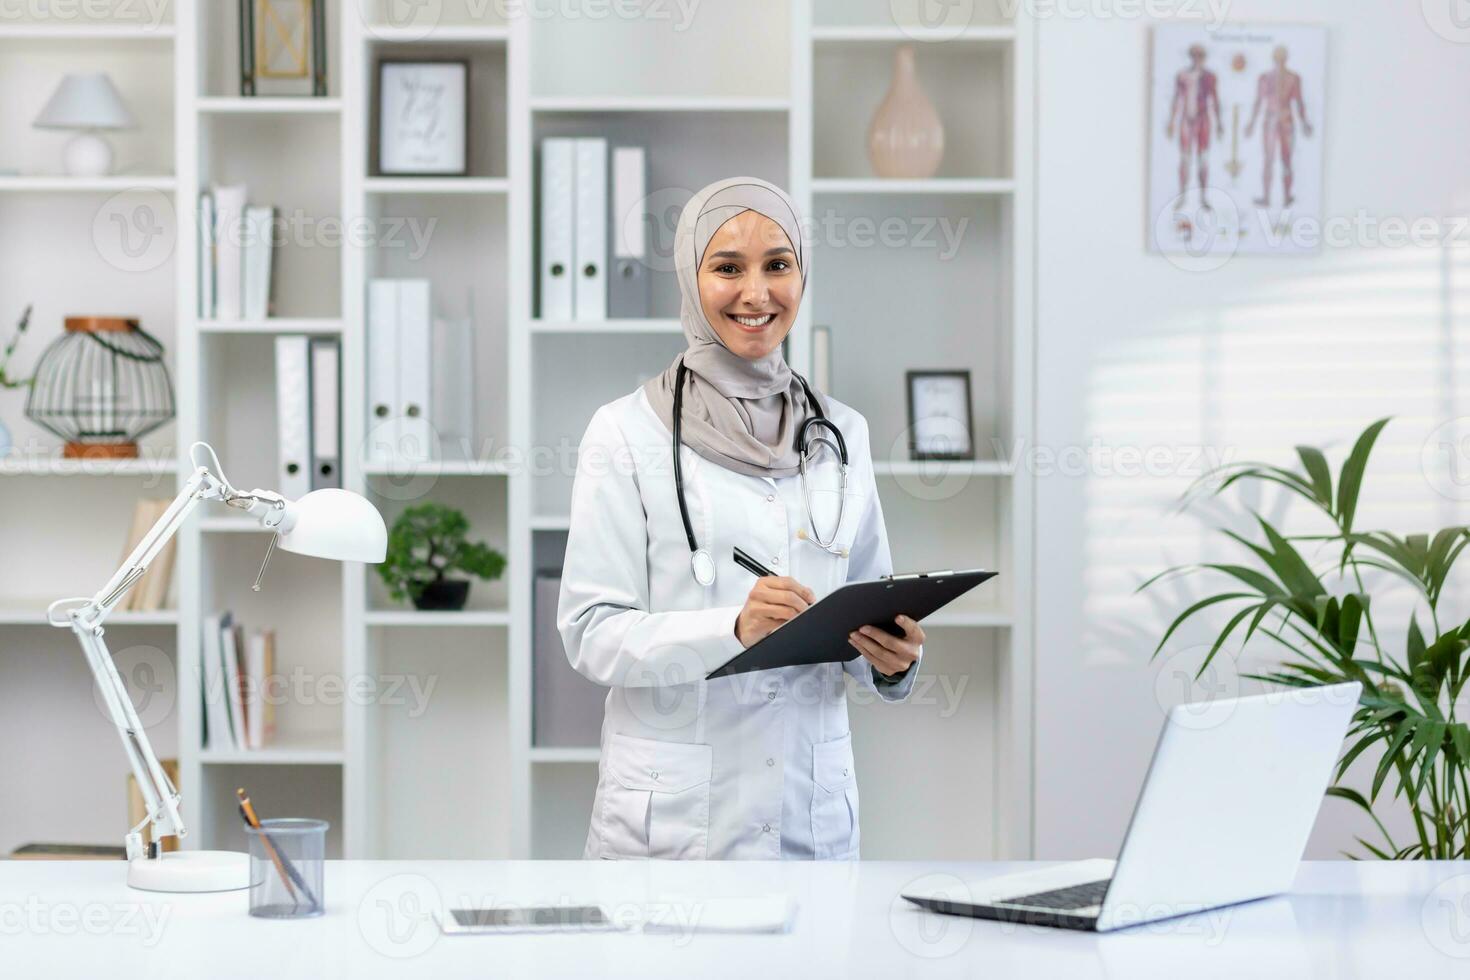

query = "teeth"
[733,314,774,327]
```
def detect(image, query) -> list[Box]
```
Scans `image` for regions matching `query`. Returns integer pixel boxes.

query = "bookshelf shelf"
[364,176,509,195]
[0,175,177,193]
[364,609,511,627]
[529,95,790,113]
[199,735,344,766]
[810,25,1015,44]
[0,24,177,41]
[362,459,514,477]
[197,318,343,335]
[364,24,509,43]
[529,747,600,764]
[197,97,343,115]
[0,456,178,477]
[0,603,178,627]
[811,177,1015,195]
[873,460,1015,477]
[530,318,682,334]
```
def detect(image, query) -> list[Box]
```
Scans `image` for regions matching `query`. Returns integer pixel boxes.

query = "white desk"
[3,859,1466,978]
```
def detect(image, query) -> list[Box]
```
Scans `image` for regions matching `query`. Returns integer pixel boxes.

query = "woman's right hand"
[735,576,816,648]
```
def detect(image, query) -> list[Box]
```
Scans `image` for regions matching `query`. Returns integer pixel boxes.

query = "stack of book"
[201,612,277,752]
[117,498,176,612]
[198,185,275,321]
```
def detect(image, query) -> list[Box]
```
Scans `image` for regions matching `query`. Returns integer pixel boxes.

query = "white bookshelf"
[0,0,1034,863]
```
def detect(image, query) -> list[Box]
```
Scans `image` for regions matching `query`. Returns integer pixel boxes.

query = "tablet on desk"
[706,568,997,679]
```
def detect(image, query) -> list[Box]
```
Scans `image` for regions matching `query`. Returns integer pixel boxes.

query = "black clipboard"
[706,569,997,679]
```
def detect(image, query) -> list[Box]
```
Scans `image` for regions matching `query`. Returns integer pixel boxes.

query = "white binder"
[197,191,215,319]
[366,279,400,464]
[310,337,341,489]
[573,138,607,321]
[609,146,649,318]
[274,335,312,500]
[213,184,248,321]
[396,279,434,462]
[242,205,274,321]
[539,138,575,320]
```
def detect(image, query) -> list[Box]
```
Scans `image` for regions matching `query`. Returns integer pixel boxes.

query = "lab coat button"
[766,757,775,767]
[771,556,781,566]
[762,823,771,833]
[650,770,659,781]
[766,494,775,502]
[766,691,777,701]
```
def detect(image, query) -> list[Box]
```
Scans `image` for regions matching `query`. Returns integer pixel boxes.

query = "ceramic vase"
[867,44,945,179]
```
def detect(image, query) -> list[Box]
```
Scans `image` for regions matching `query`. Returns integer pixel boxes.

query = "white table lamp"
[33,72,137,177]
[48,443,387,893]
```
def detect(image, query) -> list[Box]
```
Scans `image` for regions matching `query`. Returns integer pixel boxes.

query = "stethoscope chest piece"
[690,548,716,587]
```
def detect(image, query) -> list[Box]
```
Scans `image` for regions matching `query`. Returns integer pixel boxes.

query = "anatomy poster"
[1148,23,1327,259]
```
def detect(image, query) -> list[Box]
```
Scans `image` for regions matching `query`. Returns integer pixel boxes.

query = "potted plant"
[378,502,506,611]
[1143,419,1470,858]
[0,305,33,456]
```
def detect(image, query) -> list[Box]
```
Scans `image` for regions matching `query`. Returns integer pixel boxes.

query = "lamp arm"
[46,462,288,862]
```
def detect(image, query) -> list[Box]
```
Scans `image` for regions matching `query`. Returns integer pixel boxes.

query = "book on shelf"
[202,186,274,322]
[201,611,278,752]
[117,498,175,612]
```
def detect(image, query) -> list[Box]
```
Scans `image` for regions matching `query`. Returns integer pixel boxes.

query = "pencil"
[236,787,299,904]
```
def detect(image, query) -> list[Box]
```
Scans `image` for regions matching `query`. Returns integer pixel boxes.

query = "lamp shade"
[34,73,136,131]
[278,489,388,564]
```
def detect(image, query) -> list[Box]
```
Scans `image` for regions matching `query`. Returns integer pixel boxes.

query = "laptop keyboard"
[996,879,1110,911]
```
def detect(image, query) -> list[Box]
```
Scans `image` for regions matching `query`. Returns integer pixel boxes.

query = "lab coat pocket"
[810,733,860,860]
[600,733,712,860]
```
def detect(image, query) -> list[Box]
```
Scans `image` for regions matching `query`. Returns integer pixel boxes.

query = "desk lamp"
[47,443,387,892]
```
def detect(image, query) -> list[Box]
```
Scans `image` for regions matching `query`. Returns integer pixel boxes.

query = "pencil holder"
[245,818,328,918]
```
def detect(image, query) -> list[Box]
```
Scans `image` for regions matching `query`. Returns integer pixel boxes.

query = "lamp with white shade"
[33,72,137,177]
[47,442,387,893]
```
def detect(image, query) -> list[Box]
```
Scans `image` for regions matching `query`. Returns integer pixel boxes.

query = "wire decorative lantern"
[25,317,175,459]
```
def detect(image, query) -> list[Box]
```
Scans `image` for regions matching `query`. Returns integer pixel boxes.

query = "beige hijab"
[642,176,826,479]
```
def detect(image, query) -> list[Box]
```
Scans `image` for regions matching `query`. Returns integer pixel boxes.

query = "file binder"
[610,146,649,318]
[539,138,575,320]
[197,191,215,319]
[242,205,274,321]
[573,138,608,321]
[274,335,312,500]
[396,279,433,462]
[367,279,400,464]
[213,185,248,321]
[310,337,341,489]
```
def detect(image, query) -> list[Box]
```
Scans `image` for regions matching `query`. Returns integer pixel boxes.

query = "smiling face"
[697,210,801,360]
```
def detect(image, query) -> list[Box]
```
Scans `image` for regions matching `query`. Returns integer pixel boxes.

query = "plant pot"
[412,579,470,611]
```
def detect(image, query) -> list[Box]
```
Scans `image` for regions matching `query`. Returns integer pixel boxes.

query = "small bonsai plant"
[378,502,507,611]
[0,304,32,390]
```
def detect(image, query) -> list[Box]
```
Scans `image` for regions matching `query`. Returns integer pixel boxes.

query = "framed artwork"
[906,370,974,461]
[238,0,327,97]
[377,60,469,177]
[1147,23,1327,260]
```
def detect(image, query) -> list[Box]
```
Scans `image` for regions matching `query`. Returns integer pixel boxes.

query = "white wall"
[1035,1,1470,859]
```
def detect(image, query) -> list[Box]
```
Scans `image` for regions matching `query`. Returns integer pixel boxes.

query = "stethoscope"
[673,359,849,587]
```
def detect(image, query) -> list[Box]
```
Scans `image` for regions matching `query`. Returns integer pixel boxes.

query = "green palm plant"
[1142,418,1470,859]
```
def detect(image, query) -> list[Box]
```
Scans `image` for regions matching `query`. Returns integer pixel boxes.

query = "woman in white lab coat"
[557,176,924,861]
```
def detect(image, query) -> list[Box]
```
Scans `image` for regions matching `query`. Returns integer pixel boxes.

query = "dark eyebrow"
[707,246,796,260]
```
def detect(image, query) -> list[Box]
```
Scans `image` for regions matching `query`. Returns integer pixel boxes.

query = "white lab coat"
[557,387,920,861]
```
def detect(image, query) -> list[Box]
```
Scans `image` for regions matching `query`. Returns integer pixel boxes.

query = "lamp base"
[127,850,251,893]
[62,131,114,178]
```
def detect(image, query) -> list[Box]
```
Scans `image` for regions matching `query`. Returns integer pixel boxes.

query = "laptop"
[902,682,1361,932]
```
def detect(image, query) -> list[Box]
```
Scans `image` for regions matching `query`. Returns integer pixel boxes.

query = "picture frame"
[238,0,327,98]
[905,370,975,461]
[376,59,470,177]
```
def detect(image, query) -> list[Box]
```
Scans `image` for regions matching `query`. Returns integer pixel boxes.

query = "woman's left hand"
[848,615,923,678]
